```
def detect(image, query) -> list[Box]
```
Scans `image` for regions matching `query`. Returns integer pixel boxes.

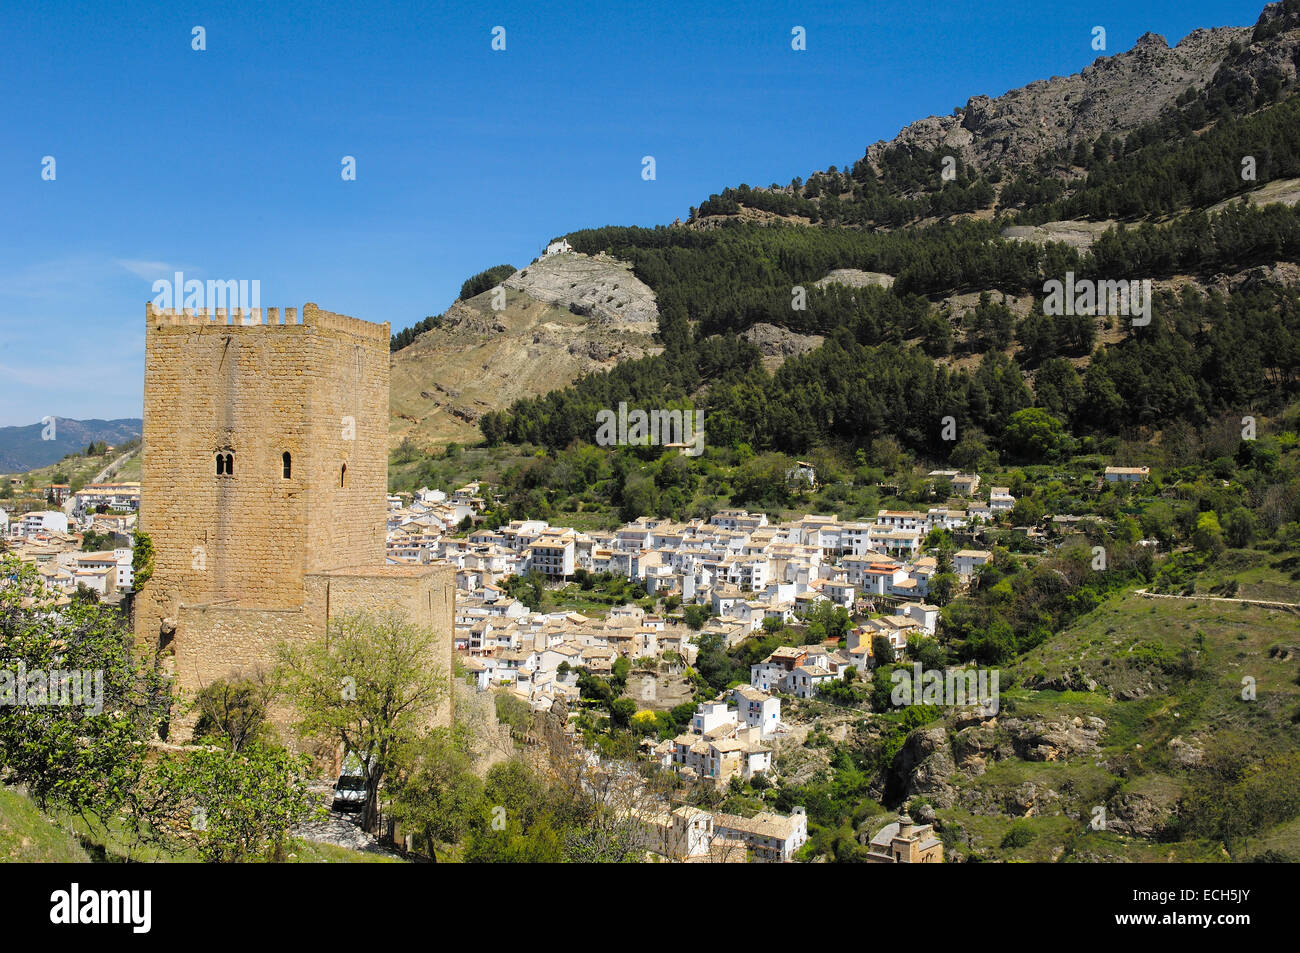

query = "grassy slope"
[0,787,91,862]
[934,558,1300,862]
[0,786,402,864]
[1,446,140,514]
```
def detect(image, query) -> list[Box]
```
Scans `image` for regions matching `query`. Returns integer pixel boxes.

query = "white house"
[732,686,781,737]
[897,602,940,635]
[527,529,576,579]
[713,809,808,863]
[953,549,992,580]
[789,662,836,699]
[1104,466,1150,483]
[20,511,69,537]
[692,701,737,736]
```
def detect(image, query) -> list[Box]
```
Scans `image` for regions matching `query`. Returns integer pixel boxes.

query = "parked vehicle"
[331,752,370,812]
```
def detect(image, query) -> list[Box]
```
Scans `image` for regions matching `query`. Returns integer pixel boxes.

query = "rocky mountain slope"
[861,27,1250,177]
[389,3,1300,452]
[389,252,660,448]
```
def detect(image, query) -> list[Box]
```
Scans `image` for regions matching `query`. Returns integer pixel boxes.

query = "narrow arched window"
[340,462,347,488]
[282,451,292,479]
[216,454,225,476]
[225,453,234,476]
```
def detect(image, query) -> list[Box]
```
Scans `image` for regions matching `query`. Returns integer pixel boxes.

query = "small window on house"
[216,454,225,476]
[340,462,347,487]
[282,451,292,479]
[225,453,234,476]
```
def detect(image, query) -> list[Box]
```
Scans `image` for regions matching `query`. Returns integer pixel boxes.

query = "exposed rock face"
[1006,781,1059,817]
[862,23,1256,177]
[1000,220,1116,252]
[1000,716,1106,762]
[894,725,959,808]
[503,252,658,331]
[1167,735,1205,768]
[390,252,661,449]
[1212,1,1300,102]
[741,323,825,370]
[814,269,896,290]
[1107,790,1179,837]
[893,713,1107,815]
[1025,666,1100,693]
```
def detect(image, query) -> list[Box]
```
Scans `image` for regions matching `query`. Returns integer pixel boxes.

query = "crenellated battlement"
[146,301,390,340]
[147,302,300,326]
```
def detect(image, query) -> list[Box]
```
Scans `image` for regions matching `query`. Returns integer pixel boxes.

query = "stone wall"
[305,565,456,727]
[134,302,455,736]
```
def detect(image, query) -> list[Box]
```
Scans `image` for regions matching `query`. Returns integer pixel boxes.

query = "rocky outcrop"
[813,269,896,290]
[1107,789,1179,837]
[504,252,658,330]
[894,725,959,808]
[893,713,1107,813]
[1001,716,1106,762]
[1209,1,1300,104]
[390,250,661,449]
[862,23,1256,178]
[1024,666,1100,693]
[741,323,825,368]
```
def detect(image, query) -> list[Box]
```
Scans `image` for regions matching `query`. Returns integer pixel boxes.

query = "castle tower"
[134,302,454,729]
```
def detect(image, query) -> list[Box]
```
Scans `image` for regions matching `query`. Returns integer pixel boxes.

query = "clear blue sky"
[0,0,1266,426]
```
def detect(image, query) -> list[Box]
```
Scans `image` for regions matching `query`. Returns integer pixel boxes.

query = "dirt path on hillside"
[1133,588,1300,611]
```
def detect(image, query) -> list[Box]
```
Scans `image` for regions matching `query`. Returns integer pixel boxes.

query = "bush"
[1000,822,1035,849]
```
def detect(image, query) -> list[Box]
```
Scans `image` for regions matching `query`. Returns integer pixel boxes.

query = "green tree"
[1223,507,1257,549]
[135,740,315,862]
[389,727,485,857]
[1193,511,1225,555]
[0,556,169,816]
[191,673,275,752]
[609,698,637,729]
[871,635,895,665]
[1002,408,1073,462]
[929,572,959,606]
[459,264,517,301]
[682,604,711,630]
[131,531,154,589]
[278,610,452,833]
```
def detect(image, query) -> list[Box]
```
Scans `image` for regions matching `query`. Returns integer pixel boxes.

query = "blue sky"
[0,0,1267,426]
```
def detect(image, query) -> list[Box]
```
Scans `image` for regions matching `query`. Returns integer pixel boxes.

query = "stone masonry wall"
[134,302,412,711]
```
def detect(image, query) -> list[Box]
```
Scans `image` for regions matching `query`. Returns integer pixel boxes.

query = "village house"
[953,549,992,580]
[713,809,808,862]
[71,482,140,517]
[1104,466,1150,483]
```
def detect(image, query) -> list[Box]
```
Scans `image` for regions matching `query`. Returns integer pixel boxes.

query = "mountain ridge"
[0,417,142,474]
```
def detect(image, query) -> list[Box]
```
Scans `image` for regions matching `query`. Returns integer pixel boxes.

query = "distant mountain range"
[0,418,142,473]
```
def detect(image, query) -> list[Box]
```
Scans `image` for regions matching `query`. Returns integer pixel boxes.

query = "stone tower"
[134,302,454,729]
